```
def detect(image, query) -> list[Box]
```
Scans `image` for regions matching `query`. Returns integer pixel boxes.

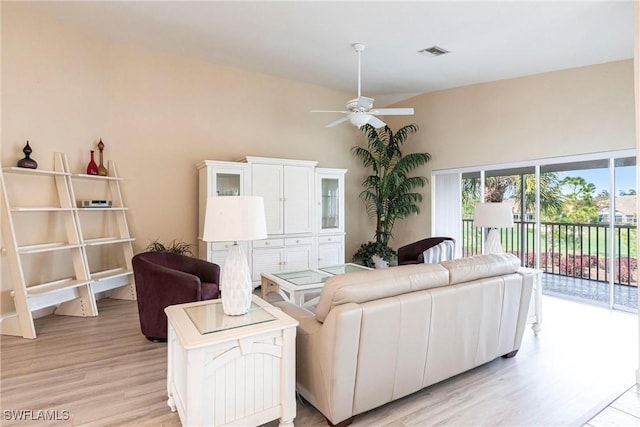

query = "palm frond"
[353,122,430,247]
[392,152,431,174]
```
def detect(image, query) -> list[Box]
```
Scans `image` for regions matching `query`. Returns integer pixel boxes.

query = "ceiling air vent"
[418,46,450,57]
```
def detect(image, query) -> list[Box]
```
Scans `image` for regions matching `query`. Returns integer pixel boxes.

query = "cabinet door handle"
[265,242,269,246]
[295,240,300,243]
[328,238,332,241]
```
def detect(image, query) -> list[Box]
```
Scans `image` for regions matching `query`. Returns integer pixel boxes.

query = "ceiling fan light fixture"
[349,113,371,128]
[311,42,414,129]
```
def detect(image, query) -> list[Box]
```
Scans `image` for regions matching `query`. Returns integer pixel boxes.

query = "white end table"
[519,267,543,335]
[165,296,298,427]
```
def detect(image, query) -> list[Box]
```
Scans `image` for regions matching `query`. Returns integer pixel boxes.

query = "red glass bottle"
[87,150,98,175]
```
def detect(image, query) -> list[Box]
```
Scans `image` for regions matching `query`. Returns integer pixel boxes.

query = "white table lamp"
[203,196,267,315]
[473,203,514,254]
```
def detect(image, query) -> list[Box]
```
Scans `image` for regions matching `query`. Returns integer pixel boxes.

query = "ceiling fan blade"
[325,116,350,128]
[311,110,350,114]
[356,96,374,111]
[313,43,414,128]
[370,108,415,115]
[368,115,387,129]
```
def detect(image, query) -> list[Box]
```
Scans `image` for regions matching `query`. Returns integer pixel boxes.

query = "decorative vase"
[221,244,253,315]
[97,139,108,176]
[86,150,98,175]
[17,141,38,169]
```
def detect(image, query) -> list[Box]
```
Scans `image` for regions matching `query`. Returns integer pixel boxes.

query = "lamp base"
[221,244,252,316]
[484,228,504,254]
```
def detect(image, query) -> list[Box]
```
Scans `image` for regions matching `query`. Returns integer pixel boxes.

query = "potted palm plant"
[352,123,431,267]
[145,239,195,256]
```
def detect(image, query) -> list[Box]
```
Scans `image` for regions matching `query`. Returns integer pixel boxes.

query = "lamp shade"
[473,203,515,228]
[203,196,268,242]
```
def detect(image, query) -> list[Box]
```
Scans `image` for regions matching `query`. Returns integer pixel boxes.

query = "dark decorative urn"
[17,141,38,169]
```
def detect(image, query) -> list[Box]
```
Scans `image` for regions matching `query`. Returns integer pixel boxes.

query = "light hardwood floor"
[585,385,640,426]
[1,295,637,426]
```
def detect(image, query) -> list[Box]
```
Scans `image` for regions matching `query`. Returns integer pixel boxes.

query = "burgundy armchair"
[132,252,220,341]
[397,237,455,265]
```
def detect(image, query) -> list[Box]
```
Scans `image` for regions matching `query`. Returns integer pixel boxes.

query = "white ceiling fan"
[312,43,414,129]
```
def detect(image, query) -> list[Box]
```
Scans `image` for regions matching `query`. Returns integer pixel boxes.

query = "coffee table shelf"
[261,263,371,308]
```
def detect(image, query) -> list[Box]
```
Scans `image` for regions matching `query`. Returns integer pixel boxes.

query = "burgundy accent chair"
[132,252,220,341]
[397,237,455,265]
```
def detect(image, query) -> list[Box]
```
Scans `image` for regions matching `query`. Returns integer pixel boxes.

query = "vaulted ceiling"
[31,1,634,106]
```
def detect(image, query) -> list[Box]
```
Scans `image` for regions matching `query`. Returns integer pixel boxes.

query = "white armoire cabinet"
[316,168,347,268]
[250,236,314,282]
[198,157,346,284]
[197,161,250,274]
[246,157,316,235]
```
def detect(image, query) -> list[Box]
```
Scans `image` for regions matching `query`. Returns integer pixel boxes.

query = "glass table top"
[270,264,370,287]
[273,270,332,286]
[319,264,370,275]
[185,301,276,335]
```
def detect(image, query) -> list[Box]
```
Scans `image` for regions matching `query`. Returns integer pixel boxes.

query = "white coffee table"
[165,296,298,427]
[261,263,371,308]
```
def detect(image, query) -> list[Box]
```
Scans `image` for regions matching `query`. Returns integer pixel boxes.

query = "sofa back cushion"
[441,253,521,285]
[315,263,449,323]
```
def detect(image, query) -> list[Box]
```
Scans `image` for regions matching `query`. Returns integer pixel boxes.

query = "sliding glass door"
[539,159,610,306]
[613,157,637,311]
[461,172,481,256]
[433,149,636,311]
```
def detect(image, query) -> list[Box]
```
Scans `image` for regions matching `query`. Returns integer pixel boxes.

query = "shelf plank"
[11,207,75,212]
[78,207,127,211]
[91,268,133,282]
[84,237,135,246]
[2,167,70,177]
[73,173,123,181]
[17,242,83,254]
[17,278,91,297]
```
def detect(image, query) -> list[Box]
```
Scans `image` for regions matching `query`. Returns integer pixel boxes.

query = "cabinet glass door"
[321,177,340,231]
[216,173,241,196]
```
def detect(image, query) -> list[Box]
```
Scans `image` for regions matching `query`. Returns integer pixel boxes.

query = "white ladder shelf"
[0,152,135,339]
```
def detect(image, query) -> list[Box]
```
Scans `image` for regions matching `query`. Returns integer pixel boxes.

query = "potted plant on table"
[352,123,431,268]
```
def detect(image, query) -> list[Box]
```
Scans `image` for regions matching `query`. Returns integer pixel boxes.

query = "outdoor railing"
[461,219,637,287]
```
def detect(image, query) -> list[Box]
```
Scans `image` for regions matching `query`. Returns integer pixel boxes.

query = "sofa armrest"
[179,256,221,285]
[272,301,320,336]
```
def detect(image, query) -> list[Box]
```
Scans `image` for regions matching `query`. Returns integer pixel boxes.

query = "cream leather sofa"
[274,253,538,426]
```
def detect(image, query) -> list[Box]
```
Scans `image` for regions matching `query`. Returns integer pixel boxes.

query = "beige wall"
[0,3,370,313]
[1,3,636,316]
[386,59,636,248]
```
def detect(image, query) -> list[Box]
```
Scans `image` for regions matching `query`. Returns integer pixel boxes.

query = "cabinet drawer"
[253,238,285,249]
[318,235,344,245]
[285,237,313,246]
[212,241,235,251]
